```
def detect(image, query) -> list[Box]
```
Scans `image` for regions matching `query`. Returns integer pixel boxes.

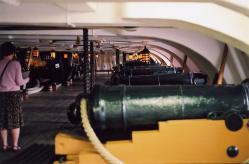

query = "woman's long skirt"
[0,91,24,130]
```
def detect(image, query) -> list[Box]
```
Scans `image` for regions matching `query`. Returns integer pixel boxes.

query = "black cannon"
[110,61,208,85]
[121,66,182,77]
[121,72,207,85]
[68,84,249,135]
[111,65,185,85]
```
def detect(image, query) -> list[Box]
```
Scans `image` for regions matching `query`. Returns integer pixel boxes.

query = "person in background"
[0,42,29,152]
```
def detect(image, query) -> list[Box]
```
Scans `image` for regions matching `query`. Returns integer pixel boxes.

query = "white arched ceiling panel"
[149,47,182,68]
[1,1,248,56]
[98,28,230,83]
[147,41,200,72]
[149,53,162,65]
[149,49,171,66]
[0,27,245,83]
[91,32,201,73]
[224,46,248,84]
[113,28,225,71]
[122,2,249,54]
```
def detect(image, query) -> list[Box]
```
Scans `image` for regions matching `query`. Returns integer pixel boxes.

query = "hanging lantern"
[138,52,142,60]
[51,50,56,59]
[75,53,79,59]
[32,47,39,57]
[128,54,133,60]
[140,46,150,63]
[64,53,68,59]
[133,53,139,60]
[72,52,79,59]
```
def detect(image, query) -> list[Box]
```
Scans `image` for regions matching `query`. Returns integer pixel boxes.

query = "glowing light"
[51,50,56,59]
[139,46,150,63]
[72,52,79,59]
[32,47,39,57]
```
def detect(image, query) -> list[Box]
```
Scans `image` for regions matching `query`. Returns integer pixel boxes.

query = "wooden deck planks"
[0,81,85,164]
[0,74,110,164]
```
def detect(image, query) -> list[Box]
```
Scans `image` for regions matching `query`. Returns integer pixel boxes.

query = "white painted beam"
[122,2,249,54]
[0,0,20,6]
[54,2,94,12]
[227,45,247,81]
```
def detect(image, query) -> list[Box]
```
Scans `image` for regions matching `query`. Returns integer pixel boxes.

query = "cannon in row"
[68,84,249,139]
[111,63,207,85]
[115,72,207,85]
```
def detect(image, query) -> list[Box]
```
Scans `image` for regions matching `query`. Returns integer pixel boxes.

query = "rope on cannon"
[80,99,124,164]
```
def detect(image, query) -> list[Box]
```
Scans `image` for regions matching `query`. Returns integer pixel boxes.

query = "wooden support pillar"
[83,28,90,94]
[90,41,95,91]
[170,55,174,67]
[182,55,188,72]
[123,52,126,65]
[27,48,33,70]
[216,44,228,85]
[116,49,120,69]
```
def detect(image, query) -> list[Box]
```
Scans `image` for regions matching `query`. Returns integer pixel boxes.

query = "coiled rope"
[244,158,249,164]
[80,99,124,164]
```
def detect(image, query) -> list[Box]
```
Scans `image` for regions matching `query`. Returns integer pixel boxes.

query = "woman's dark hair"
[0,42,16,58]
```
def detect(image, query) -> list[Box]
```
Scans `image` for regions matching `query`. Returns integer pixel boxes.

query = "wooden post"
[182,55,188,72]
[116,49,120,69]
[170,55,174,67]
[27,48,33,70]
[90,41,95,91]
[83,28,90,94]
[216,44,228,85]
[123,52,126,65]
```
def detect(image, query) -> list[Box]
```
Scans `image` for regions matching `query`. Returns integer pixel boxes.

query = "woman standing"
[0,42,29,151]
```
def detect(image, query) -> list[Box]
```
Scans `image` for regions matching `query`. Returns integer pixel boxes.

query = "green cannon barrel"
[123,66,182,76]
[88,84,249,132]
[111,65,183,85]
[121,73,207,85]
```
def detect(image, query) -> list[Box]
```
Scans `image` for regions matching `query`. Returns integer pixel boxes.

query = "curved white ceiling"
[0,1,248,83]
